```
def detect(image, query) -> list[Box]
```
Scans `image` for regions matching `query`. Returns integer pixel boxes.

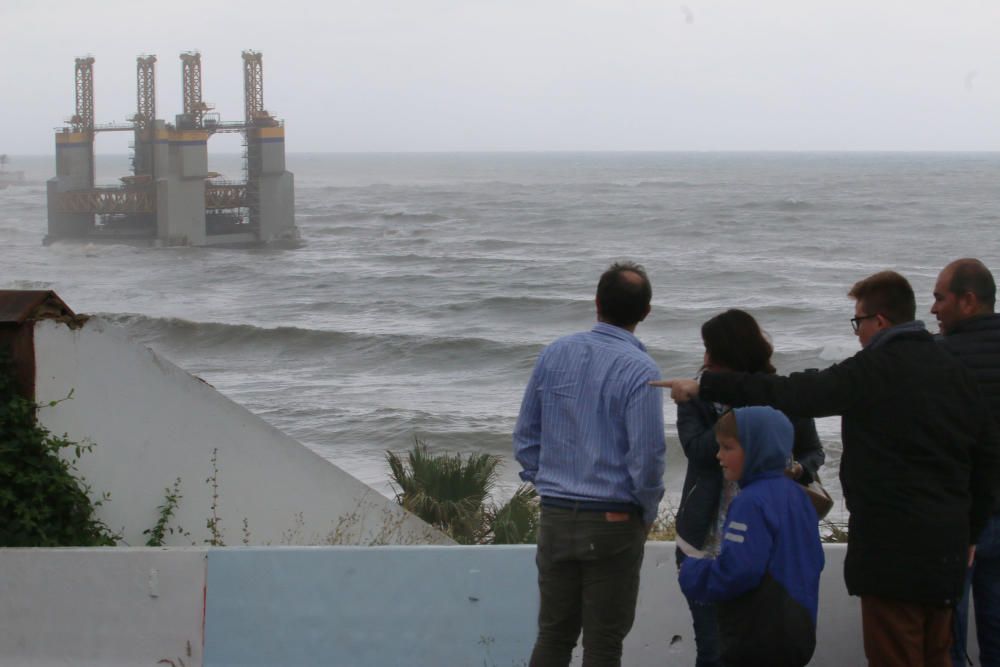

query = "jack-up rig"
[46,52,298,247]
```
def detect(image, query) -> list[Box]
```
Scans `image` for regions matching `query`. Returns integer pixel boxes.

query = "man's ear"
[874,313,892,331]
[638,304,651,323]
[959,291,981,317]
[595,296,602,317]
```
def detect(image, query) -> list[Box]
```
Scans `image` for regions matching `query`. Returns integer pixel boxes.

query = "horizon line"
[8,148,1000,158]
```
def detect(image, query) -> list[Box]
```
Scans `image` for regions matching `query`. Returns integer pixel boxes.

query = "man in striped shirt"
[514,261,666,667]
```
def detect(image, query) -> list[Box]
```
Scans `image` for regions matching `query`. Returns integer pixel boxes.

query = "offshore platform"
[46,52,298,247]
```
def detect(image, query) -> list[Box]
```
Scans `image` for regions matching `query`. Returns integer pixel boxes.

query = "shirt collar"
[592,322,646,351]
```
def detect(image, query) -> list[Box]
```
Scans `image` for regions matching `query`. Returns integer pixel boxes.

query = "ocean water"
[3,152,1000,515]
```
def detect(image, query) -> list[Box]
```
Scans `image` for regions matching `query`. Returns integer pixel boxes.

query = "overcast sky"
[3,0,1000,154]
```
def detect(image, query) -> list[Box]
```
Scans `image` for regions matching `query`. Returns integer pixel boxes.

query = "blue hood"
[734,406,793,485]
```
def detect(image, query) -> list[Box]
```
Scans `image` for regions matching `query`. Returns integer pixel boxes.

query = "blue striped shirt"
[513,322,666,525]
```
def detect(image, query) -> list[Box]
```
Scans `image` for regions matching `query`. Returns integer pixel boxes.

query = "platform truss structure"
[72,57,95,131]
[135,56,156,130]
[52,184,246,215]
[180,52,212,128]
[53,52,274,229]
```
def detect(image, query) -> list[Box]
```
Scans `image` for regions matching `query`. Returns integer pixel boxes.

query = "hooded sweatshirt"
[679,406,825,667]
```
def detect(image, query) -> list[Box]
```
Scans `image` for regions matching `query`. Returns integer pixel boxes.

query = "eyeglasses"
[850,313,878,334]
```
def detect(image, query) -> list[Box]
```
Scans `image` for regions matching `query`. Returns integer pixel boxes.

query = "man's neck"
[597,318,637,334]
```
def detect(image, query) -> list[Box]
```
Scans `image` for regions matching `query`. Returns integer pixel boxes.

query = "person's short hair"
[596,261,652,327]
[715,409,739,441]
[847,271,916,325]
[701,309,775,374]
[948,258,996,310]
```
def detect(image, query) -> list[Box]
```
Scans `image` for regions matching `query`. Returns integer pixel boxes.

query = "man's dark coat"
[700,327,1000,606]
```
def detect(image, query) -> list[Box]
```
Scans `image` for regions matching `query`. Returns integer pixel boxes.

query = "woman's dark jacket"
[699,326,1000,606]
[676,396,824,551]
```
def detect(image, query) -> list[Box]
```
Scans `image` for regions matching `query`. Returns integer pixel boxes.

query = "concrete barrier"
[201,543,866,667]
[7,543,964,667]
[0,548,208,667]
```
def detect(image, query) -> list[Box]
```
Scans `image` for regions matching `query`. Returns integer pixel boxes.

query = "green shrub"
[0,353,117,546]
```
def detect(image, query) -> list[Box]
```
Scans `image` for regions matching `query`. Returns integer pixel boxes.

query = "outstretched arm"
[656,354,879,419]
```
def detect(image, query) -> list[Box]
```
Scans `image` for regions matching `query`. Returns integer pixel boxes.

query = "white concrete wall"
[4,543,957,667]
[0,547,208,667]
[31,317,448,547]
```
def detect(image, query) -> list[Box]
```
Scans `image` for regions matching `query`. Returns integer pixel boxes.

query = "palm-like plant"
[387,439,501,544]
[486,484,540,544]
[386,439,541,544]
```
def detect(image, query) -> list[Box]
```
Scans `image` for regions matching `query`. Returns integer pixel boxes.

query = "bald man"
[932,258,1000,667]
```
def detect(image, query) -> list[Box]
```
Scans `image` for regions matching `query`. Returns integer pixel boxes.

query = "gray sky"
[3,0,1000,154]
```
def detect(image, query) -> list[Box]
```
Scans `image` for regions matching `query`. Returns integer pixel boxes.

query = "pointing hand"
[649,379,699,403]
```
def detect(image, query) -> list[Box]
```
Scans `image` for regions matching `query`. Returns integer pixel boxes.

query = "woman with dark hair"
[675,309,825,667]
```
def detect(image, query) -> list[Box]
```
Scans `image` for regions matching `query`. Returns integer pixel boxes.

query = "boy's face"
[716,434,745,482]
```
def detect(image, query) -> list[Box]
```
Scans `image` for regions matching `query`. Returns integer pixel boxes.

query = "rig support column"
[242,50,296,243]
[153,120,209,246]
[46,57,96,241]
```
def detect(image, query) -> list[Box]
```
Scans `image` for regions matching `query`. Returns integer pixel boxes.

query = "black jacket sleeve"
[970,400,1000,542]
[699,352,886,419]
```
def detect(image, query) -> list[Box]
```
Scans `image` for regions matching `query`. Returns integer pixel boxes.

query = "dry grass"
[646,504,678,541]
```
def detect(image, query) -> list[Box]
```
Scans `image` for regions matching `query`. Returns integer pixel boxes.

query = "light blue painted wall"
[204,546,539,667]
[202,543,977,667]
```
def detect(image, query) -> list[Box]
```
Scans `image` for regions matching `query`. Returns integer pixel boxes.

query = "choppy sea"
[3,152,1000,516]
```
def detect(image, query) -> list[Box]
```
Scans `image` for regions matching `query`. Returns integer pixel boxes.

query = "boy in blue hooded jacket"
[679,406,824,667]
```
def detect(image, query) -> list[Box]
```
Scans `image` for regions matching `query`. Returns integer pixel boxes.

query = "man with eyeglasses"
[930,258,1000,667]
[656,270,1000,667]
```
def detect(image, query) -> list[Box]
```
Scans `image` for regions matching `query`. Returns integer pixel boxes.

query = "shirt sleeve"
[679,494,773,602]
[513,353,545,483]
[625,365,666,526]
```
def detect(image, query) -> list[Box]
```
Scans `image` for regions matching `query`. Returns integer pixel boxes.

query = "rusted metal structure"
[52,187,156,215]
[72,57,95,132]
[243,50,265,125]
[0,290,75,400]
[132,55,157,177]
[135,56,156,129]
[180,52,213,129]
[46,52,297,247]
